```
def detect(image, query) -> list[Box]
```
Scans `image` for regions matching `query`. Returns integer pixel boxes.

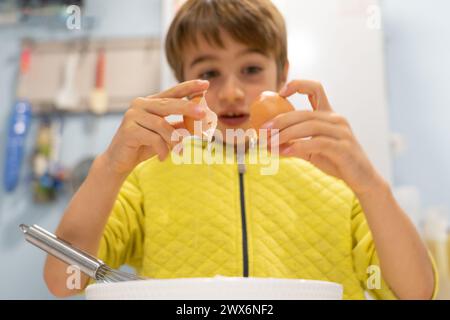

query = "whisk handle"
[20,224,103,279]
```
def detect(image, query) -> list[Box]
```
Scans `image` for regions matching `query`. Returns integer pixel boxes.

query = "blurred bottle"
[3,100,32,192]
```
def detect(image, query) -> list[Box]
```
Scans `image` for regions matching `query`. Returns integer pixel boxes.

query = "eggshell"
[183,96,217,141]
[183,96,202,135]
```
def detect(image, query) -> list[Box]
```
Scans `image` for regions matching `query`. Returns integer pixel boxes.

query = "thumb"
[279,80,333,112]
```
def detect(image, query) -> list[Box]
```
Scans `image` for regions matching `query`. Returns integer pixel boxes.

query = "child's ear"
[278,60,290,90]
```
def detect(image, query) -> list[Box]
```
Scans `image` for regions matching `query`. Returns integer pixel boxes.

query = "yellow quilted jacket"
[97,138,437,299]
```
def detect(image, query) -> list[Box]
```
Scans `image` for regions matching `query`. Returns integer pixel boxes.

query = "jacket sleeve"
[351,195,439,300]
[96,170,145,272]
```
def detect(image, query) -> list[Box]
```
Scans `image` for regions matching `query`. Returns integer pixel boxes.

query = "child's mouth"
[218,113,250,126]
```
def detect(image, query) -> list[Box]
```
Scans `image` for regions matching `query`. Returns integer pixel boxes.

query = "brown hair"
[165,0,288,83]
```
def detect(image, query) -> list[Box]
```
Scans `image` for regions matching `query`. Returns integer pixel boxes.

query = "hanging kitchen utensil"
[54,51,81,111]
[3,46,33,192]
[89,49,108,115]
[84,48,108,134]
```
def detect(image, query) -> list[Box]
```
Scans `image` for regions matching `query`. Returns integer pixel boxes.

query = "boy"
[44,0,437,299]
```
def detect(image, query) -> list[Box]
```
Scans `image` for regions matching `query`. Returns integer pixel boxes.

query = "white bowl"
[86,276,343,300]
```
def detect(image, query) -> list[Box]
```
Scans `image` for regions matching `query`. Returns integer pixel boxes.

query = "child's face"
[183,31,284,135]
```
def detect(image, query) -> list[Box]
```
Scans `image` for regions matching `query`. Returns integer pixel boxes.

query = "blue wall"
[382,0,450,214]
[0,0,161,299]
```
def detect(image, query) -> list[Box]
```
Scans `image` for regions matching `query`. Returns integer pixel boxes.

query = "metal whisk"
[20,224,144,283]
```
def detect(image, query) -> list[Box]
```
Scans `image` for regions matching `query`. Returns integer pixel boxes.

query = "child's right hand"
[102,80,209,175]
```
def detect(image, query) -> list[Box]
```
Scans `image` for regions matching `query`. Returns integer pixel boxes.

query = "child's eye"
[199,70,220,80]
[242,66,263,76]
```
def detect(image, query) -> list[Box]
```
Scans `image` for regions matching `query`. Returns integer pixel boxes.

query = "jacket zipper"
[238,163,249,277]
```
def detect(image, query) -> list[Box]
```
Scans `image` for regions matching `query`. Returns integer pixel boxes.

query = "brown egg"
[249,91,294,131]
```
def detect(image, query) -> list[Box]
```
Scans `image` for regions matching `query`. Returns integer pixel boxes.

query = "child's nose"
[218,75,245,105]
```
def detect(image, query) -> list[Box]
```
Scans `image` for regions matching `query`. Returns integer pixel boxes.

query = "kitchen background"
[0,0,449,299]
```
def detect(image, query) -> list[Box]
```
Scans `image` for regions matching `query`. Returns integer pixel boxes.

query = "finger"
[151,80,210,99]
[131,126,170,161]
[270,120,347,147]
[170,121,186,130]
[133,111,178,147]
[279,142,312,163]
[280,142,340,177]
[279,80,332,112]
[280,137,343,161]
[264,110,347,133]
[132,97,206,119]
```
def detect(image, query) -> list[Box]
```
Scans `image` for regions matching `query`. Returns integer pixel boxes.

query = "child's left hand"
[265,79,383,196]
